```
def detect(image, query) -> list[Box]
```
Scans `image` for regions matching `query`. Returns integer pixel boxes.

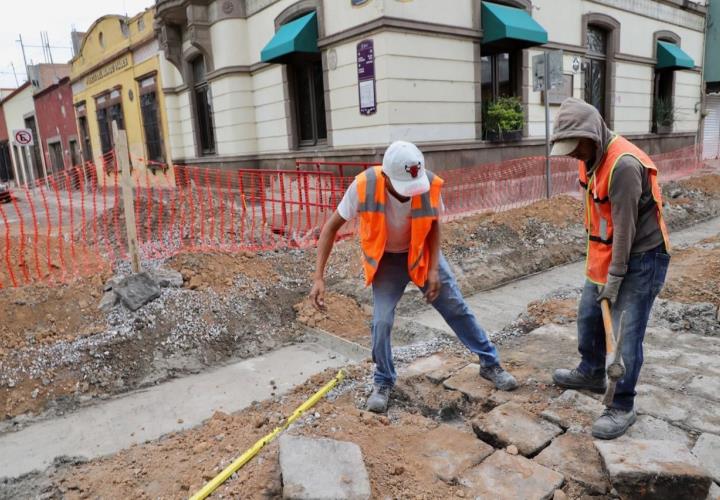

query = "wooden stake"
[112,121,141,274]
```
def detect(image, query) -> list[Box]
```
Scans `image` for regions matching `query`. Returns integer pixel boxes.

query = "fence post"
[112,121,141,273]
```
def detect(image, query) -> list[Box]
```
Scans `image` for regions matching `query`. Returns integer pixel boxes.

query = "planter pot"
[485,130,523,143]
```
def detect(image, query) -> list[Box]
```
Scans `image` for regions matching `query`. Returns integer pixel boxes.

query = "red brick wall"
[33,78,79,172]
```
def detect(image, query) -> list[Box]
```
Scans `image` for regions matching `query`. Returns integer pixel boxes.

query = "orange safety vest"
[356,166,444,287]
[579,135,670,285]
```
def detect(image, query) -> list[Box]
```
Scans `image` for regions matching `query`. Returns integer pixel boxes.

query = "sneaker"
[592,407,637,439]
[552,368,607,393]
[366,385,391,413]
[479,365,519,391]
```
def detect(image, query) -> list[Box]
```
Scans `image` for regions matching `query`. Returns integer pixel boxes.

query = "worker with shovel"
[550,98,671,439]
[309,140,518,413]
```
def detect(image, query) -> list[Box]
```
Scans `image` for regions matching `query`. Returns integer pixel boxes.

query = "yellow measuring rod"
[190,369,345,500]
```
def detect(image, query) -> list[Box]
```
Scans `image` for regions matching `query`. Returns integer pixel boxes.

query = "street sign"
[533,50,564,92]
[13,129,34,146]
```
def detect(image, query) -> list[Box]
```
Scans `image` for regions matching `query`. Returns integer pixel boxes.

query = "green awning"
[481,1,547,53]
[261,12,319,63]
[656,41,694,70]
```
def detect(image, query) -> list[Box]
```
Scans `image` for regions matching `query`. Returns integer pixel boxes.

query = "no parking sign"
[13,129,34,146]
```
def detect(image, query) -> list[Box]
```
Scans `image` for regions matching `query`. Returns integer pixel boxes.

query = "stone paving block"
[637,384,720,435]
[279,435,371,500]
[623,415,692,449]
[150,268,184,288]
[400,354,468,384]
[595,438,712,500]
[460,450,564,500]
[417,424,494,483]
[693,434,720,484]
[472,402,562,456]
[113,272,161,311]
[687,374,720,402]
[442,364,495,402]
[534,433,609,495]
[541,390,604,430]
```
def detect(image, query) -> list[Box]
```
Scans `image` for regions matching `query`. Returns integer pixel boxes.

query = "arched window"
[582,14,620,125]
[191,56,216,155]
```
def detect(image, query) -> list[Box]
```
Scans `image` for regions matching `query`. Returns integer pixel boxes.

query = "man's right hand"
[309,278,326,311]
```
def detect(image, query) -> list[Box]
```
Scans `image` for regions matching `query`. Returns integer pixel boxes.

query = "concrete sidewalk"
[0,343,349,479]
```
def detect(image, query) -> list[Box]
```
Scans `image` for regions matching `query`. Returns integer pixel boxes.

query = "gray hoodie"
[552,98,664,277]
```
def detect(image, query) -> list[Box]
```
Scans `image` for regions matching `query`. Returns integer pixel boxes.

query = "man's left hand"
[424,269,441,303]
[597,274,623,306]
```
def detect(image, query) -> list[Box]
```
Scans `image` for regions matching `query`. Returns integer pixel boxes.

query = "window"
[192,57,216,155]
[95,90,125,171]
[69,140,81,167]
[76,103,93,162]
[585,25,608,119]
[291,59,327,146]
[0,141,12,182]
[481,51,520,139]
[48,141,64,173]
[139,75,165,163]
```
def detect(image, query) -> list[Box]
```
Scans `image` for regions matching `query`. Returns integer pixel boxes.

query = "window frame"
[581,13,620,128]
[652,31,681,134]
[136,72,166,164]
[190,56,216,157]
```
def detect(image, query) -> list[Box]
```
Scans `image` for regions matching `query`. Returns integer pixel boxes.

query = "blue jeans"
[371,252,500,387]
[576,244,670,410]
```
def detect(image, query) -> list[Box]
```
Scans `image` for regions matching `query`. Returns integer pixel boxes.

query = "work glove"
[597,274,623,306]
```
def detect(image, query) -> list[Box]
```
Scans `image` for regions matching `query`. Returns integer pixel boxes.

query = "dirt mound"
[661,236,720,307]
[166,251,278,290]
[294,293,370,345]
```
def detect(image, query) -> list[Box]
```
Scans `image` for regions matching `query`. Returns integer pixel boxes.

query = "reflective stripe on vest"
[356,166,444,287]
[578,135,671,285]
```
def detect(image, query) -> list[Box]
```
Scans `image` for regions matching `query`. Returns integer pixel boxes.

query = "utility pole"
[10,62,19,86]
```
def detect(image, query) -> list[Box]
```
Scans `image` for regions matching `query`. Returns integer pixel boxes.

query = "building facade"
[1,82,47,186]
[34,77,83,175]
[0,89,13,183]
[155,0,707,171]
[70,9,173,180]
[702,0,719,160]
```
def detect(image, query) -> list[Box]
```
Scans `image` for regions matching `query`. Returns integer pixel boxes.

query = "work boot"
[479,365,519,391]
[592,407,637,439]
[366,385,391,413]
[552,368,607,393]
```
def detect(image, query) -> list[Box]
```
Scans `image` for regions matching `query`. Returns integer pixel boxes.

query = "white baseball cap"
[550,138,580,156]
[381,141,430,197]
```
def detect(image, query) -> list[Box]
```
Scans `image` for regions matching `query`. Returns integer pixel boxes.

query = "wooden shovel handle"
[600,299,615,355]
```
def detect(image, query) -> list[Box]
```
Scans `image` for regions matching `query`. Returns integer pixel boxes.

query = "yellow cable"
[189,369,345,500]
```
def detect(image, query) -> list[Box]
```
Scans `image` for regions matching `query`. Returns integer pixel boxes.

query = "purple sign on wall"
[357,39,376,115]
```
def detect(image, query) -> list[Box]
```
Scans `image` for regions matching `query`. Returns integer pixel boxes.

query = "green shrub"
[484,96,524,135]
[654,97,674,127]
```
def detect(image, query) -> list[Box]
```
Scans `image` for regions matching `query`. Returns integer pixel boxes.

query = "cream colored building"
[155,0,707,170]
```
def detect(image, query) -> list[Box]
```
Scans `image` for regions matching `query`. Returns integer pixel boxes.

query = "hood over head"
[551,97,614,174]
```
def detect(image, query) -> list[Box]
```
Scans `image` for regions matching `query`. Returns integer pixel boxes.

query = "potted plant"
[484,96,524,142]
[654,97,674,134]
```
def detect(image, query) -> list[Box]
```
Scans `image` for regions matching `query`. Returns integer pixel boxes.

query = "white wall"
[252,65,289,153]
[211,74,257,155]
[164,91,195,160]
[673,70,702,133]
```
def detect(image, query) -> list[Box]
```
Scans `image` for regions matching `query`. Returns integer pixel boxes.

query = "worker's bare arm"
[309,211,347,310]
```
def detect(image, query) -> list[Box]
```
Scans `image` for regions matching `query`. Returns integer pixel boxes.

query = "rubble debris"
[112,272,161,311]
[149,268,184,288]
[98,291,119,313]
[442,364,495,402]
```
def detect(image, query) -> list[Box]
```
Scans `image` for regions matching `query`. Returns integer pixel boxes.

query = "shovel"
[599,298,626,406]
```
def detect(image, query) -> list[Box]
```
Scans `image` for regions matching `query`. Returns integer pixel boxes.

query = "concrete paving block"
[442,364,495,402]
[534,433,609,495]
[541,389,604,430]
[460,450,564,500]
[693,434,720,484]
[279,435,371,500]
[400,354,467,384]
[98,291,119,312]
[595,438,712,500]
[114,272,161,311]
[623,415,692,449]
[418,424,494,483]
[150,268,184,288]
[472,402,562,457]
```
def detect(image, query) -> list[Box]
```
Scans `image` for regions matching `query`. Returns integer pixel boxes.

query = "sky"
[0,0,154,89]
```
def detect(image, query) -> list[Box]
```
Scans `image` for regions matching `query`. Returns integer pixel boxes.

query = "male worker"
[550,98,671,439]
[309,141,518,413]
